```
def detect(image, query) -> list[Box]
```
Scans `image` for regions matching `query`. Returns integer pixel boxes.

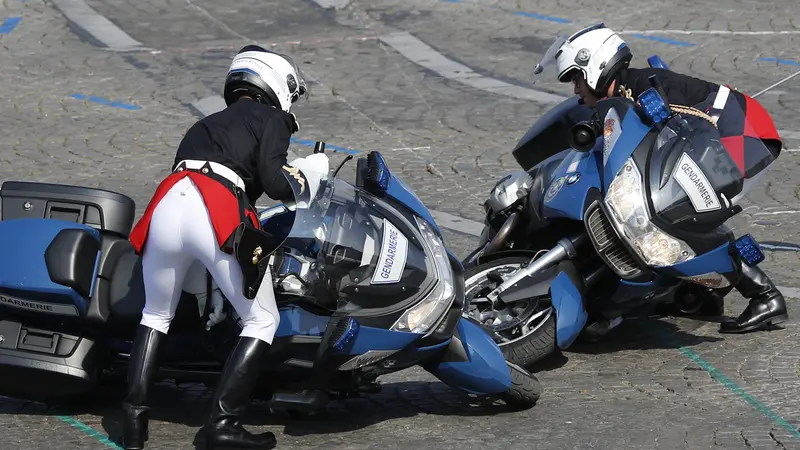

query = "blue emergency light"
[637,87,671,125]
[647,55,670,70]
[366,151,391,193]
[333,317,361,352]
[733,234,766,267]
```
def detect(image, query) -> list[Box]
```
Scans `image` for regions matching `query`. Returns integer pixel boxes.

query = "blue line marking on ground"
[71,94,142,110]
[513,11,571,24]
[56,416,123,449]
[0,17,21,34]
[440,0,571,23]
[440,1,703,47]
[760,57,800,66]
[679,347,800,440]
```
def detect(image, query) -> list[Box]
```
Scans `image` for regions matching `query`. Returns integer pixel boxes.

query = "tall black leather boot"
[122,325,166,449]
[719,263,788,334]
[201,336,276,450]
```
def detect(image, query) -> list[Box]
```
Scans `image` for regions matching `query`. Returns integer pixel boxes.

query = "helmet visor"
[276,52,309,104]
[533,35,568,81]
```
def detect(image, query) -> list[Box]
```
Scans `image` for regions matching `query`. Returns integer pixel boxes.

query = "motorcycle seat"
[105,240,146,320]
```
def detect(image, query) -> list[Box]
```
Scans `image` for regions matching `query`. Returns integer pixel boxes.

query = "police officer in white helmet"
[122,45,328,449]
[538,24,787,335]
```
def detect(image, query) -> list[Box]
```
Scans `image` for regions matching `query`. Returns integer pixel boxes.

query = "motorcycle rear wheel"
[463,256,556,369]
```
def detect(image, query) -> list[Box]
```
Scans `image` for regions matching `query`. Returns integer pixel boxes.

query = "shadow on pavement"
[0,374,541,449]
[528,316,725,373]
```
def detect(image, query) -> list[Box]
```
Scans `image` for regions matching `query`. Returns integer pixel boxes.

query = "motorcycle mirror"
[569,121,597,152]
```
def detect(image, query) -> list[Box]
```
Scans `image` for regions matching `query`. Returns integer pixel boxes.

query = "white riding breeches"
[139,177,280,344]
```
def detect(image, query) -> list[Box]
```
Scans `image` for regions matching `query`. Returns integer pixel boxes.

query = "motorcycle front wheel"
[500,361,543,409]
[463,256,556,369]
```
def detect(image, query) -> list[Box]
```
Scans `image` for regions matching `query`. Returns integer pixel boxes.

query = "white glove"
[287,153,330,208]
[205,281,227,331]
[184,263,227,330]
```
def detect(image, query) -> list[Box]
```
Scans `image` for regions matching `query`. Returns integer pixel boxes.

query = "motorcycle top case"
[0,180,136,237]
[0,218,102,318]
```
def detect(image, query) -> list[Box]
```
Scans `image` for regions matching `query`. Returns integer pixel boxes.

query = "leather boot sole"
[719,313,788,334]
[202,436,277,450]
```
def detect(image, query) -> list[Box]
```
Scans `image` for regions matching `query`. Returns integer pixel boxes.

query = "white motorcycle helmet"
[223,45,308,112]
[552,23,632,97]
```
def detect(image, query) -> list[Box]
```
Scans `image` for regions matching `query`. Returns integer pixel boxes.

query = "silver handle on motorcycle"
[485,234,587,305]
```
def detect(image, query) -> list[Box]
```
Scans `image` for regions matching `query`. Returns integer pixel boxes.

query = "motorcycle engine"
[486,170,534,214]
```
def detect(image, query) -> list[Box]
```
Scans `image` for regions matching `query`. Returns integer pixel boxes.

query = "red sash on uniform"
[129,171,259,255]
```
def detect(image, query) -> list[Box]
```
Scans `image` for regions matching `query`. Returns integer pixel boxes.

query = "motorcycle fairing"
[423,317,512,395]
[511,95,595,171]
[597,99,654,192]
[541,149,603,221]
[657,241,739,284]
[548,262,588,349]
[600,277,680,319]
[275,304,330,337]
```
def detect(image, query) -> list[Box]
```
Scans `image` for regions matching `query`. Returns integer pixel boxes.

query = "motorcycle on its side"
[0,145,542,412]
[460,52,777,368]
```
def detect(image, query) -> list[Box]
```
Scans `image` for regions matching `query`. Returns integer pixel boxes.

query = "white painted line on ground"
[780,130,800,140]
[51,0,147,51]
[754,210,800,216]
[310,0,350,9]
[390,146,431,151]
[780,286,800,298]
[379,31,567,105]
[191,95,227,117]
[194,93,318,142]
[761,243,800,251]
[621,30,800,36]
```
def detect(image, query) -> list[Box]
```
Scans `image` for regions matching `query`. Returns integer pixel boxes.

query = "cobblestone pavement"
[1,0,800,448]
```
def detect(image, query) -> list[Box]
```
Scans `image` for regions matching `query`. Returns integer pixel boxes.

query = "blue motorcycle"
[0,146,541,412]
[461,58,777,368]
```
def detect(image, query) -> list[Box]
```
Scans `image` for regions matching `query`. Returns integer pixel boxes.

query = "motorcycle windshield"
[274,169,435,311]
[647,91,777,226]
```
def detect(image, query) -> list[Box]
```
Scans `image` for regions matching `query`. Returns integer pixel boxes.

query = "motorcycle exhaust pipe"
[484,212,521,254]
[485,233,588,306]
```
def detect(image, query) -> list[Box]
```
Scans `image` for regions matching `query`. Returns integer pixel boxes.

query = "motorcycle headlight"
[604,158,695,267]
[390,217,456,334]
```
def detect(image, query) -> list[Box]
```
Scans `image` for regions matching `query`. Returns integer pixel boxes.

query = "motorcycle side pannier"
[0,181,136,237]
[0,318,105,399]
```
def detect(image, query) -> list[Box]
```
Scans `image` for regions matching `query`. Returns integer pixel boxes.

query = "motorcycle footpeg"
[583,317,623,337]
[269,390,329,413]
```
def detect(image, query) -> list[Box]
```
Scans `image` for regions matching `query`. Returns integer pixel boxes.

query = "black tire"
[500,362,543,410]
[463,257,557,369]
[503,312,556,368]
